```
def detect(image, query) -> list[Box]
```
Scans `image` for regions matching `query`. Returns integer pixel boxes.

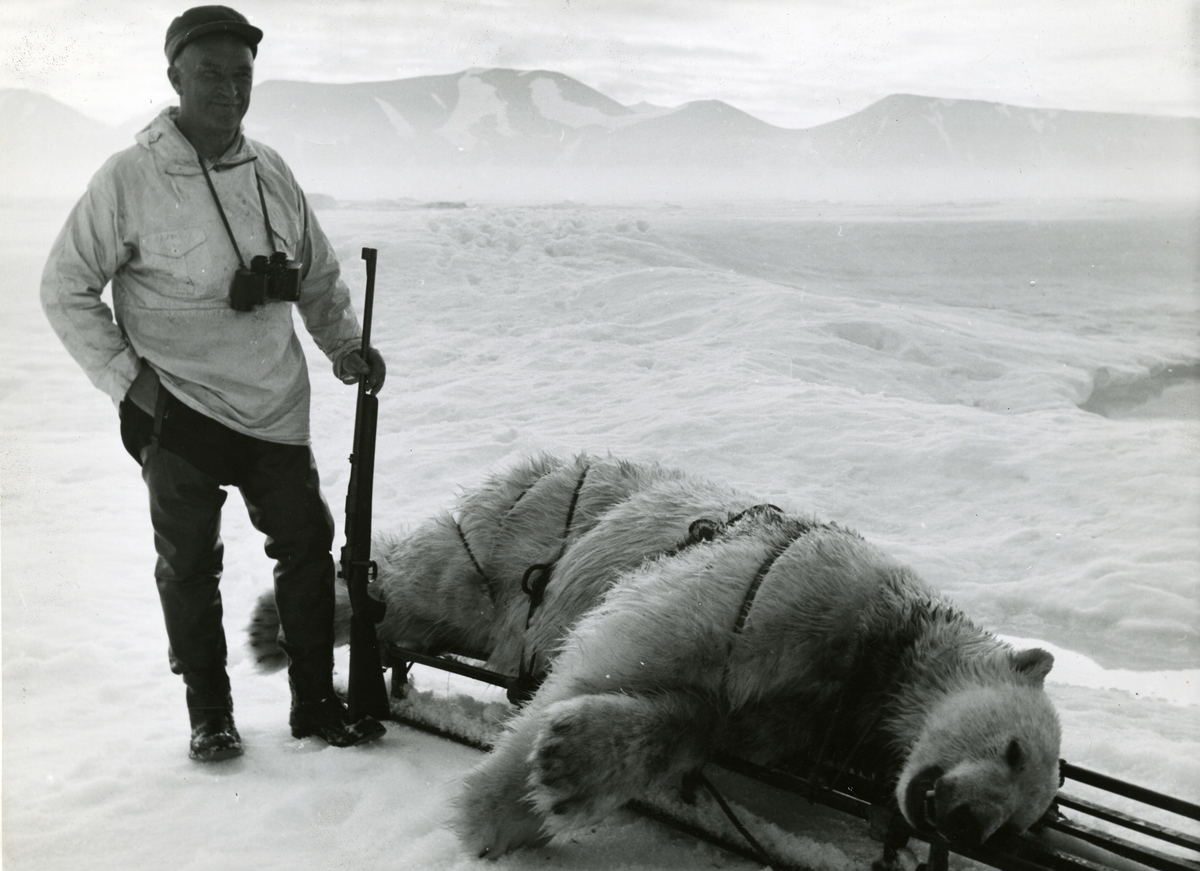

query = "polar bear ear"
[1011,648,1054,686]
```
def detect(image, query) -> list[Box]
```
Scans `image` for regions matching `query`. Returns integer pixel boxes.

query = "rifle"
[339,247,390,720]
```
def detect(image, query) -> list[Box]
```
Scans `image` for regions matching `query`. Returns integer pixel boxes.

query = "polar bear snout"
[902,752,1058,847]
[939,804,985,846]
[902,762,1006,846]
[932,767,1005,846]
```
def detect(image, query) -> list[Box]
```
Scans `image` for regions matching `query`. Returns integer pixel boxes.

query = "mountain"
[242,70,1199,201]
[3,71,1197,202]
[0,89,126,198]
[787,94,1199,200]
[242,70,808,198]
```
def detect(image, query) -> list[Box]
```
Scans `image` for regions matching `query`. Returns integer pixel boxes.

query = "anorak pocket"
[139,227,216,300]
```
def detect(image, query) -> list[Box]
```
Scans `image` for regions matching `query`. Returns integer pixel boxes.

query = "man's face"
[168,34,254,143]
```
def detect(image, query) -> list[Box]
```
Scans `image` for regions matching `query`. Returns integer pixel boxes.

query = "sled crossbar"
[1060,762,1200,826]
[385,644,1200,871]
[395,647,509,688]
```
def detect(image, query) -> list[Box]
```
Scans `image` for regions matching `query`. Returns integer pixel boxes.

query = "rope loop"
[521,562,552,600]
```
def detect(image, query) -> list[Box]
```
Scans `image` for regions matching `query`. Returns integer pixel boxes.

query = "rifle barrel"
[360,247,376,354]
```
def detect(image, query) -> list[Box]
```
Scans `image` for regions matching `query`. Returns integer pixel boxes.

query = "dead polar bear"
[246,453,1062,858]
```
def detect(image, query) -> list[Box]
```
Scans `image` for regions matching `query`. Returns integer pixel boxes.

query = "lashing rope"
[686,770,781,870]
[705,517,814,870]
[454,519,500,606]
[508,462,591,704]
[453,466,558,609]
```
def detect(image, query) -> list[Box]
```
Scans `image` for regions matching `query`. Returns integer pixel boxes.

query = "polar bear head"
[896,648,1061,846]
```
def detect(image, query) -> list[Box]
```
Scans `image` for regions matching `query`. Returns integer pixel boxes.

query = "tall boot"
[185,669,243,762]
[275,575,385,748]
[284,662,381,748]
[240,444,385,748]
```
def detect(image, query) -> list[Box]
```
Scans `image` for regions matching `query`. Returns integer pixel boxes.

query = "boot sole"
[291,721,386,747]
[190,744,244,762]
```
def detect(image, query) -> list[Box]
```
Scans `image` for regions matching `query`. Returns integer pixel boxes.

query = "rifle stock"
[340,247,390,720]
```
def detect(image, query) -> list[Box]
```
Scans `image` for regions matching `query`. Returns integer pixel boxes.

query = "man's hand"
[340,347,386,395]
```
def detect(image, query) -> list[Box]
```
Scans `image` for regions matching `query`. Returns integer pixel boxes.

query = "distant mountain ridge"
[3,69,1196,201]
[0,89,127,198]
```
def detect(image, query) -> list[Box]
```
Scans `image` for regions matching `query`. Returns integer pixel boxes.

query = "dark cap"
[165,6,263,63]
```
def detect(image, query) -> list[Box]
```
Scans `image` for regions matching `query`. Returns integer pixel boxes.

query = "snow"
[3,196,1198,870]
[376,98,417,140]
[528,78,672,131]
[439,76,516,151]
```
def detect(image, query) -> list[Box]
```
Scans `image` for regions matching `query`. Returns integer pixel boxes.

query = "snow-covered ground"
[3,196,1197,870]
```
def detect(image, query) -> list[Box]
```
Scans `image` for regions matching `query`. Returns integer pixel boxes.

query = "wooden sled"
[379,644,1199,871]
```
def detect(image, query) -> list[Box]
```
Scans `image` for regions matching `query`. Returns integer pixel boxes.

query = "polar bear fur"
[249,453,757,677]
[247,453,1061,857]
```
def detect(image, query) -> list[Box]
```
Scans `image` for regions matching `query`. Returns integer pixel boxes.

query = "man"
[41,6,387,762]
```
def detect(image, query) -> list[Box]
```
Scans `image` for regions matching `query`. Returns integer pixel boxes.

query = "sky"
[1,0,1198,130]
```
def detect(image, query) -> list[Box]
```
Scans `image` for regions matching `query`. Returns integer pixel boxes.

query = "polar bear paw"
[453,756,550,858]
[528,695,654,830]
[452,786,549,858]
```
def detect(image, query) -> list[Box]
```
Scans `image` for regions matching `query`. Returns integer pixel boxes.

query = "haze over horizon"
[2,0,1197,132]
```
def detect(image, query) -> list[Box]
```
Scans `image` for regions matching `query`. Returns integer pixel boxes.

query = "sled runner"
[382,645,1200,871]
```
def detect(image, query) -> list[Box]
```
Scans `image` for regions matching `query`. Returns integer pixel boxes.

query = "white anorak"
[41,107,363,445]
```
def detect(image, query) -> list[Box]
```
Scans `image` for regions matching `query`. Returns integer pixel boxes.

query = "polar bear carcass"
[247,453,1062,857]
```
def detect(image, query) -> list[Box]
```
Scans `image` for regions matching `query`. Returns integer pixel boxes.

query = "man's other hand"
[340,347,386,395]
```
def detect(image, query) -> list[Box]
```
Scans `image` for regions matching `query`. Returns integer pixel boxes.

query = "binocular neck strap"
[253,168,280,256]
[198,157,279,269]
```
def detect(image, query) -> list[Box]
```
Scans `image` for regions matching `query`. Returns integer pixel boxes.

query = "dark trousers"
[121,390,337,723]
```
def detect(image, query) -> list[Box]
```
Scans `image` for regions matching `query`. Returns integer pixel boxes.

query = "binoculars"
[229,252,301,311]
